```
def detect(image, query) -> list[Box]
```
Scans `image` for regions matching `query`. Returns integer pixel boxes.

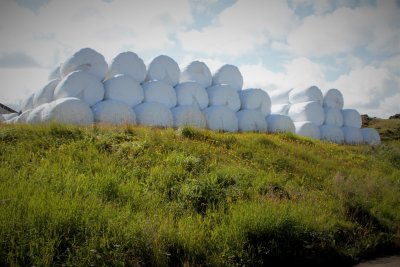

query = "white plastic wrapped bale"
[239,89,271,117]
[324,107,343,127]
[20,94,34,112]
[142,80,177,109]
[294,121,320,139]
[60,48,108,81]
[342,109,362,128]
[61,48,108,80]
[323,88,344,109]
[15,109,32,123]
[105,51,146,82]
[175,82,208,109]
[271,104,290,115]
[236,109,268,132]
[134,102,173,127]
[361,128,381,145]
[180,61,212,88]
[288,86,323,106]
[26,104,48,124]
[92,100,136,124]
[33,79,59,108]
[48,64,61,81]
[266,114,295,133]
[207,84,241,111]
[171,105,206,128]
[145,55,180,86]
[342,126,363,145]
[269,88,292,105]
[104,74,144,107]
[320,125,344,144]
[41,97,94,125]
[288,101,325,126]
[54,71,104,107]
[212,64,243,91]
[203,106,238,132]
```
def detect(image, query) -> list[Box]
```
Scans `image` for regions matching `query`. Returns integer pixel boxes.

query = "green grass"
[0,123,399,266]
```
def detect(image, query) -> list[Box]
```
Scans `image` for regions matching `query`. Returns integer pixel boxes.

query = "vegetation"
[0,123,399,266]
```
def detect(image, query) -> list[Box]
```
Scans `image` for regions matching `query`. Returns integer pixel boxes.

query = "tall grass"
[0,124,399,266]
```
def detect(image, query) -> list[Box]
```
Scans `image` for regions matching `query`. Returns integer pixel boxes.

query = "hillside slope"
[0,124,399,266]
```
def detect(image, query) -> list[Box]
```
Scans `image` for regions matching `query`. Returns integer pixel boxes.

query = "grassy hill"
[0,124,399,266]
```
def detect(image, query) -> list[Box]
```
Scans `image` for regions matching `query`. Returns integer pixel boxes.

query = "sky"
[0,0,399,117]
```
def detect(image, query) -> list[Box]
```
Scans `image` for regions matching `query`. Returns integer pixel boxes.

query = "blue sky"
[0,0,399,117]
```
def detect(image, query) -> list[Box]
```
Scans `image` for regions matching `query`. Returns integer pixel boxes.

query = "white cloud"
[280,0,400,56]
[178,0,297,56]
[329,66,400,117]
[0,67,49,104]
[0,0,193,66]
[240,57,326,92]
[0,0,193,103]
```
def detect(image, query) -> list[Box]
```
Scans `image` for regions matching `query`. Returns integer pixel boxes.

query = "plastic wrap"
[105,51,146,82]
[266,114,295,133]
[54,71,104,107]
[175,82,208,109]
[41,97,94,125]
[203,106,238,132]
[61,48,108,80]
[320,125,344,144]
[145,55,180,86]
[294,121,320,139]
[142,80,177,108]
[171,105,206,128]
[212,64,243,91]
[288,101,325,126]
[236,109,268,132]
[92,100,136,124]
[207,84,241,111]
[289,86,323,105]
[239,89,271,117]
[180,61,212,88]
[104,74,144,107]
[134,102,173,127]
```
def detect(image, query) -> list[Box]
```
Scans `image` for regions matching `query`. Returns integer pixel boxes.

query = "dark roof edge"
[0,102,18,114]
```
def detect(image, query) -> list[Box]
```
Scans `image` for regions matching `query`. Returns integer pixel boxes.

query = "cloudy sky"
[0,0,399,117]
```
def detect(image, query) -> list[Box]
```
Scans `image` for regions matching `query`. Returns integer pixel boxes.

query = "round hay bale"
[41,97,94,125]
[266,114,295,133]
[105,51,146,82]
[239,89,271,117]
[92,100,136,124]
[212,64,243,91]
[203,106,238,132]
[180,60,212,88]
[54,71,104,107]
[104,74,144,107]
[175,82,208,109]
[142,80,177,108]
[207,84,241,111]
[134,102,173,127]
[145,55,180,86]
[61,48,108,80]
[236,109,268,132]
[171,105,206,128]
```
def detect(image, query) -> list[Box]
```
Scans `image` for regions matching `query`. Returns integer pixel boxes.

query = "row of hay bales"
[1,48,380,145]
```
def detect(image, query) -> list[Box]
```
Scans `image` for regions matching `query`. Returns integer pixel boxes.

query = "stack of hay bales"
[4,47,380,145]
